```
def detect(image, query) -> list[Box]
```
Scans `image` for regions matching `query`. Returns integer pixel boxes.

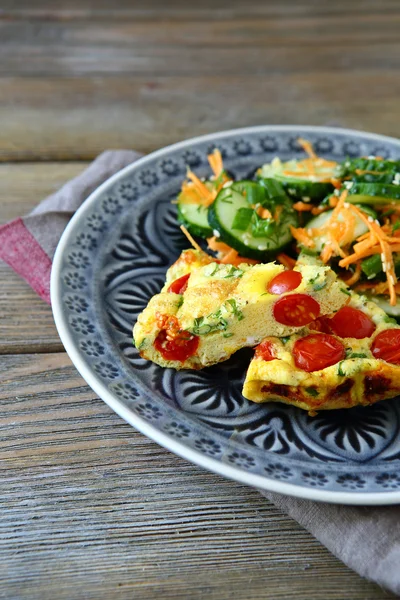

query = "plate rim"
[51,124,400,505]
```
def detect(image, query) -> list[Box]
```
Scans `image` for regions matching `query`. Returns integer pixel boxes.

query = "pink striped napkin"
[1,150,399,596]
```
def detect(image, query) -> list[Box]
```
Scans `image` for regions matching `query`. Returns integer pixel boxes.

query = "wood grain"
[1,72,400,161]
[0,5,398,160]
[1,0,399,20]
[0,163,86,353]
[0,353,392,600]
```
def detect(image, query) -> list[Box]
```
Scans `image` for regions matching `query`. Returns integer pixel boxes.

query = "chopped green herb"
[206,262,219,277]
[301,248,318,257]
[137,338,147,350]
[226,298,244,321]
[231,207,253,230]
[340,288,351,296]
[305,387,319,397]
[313,280,327,291]
[383,315,397,324]
[393,220,400,233]
[280,336,291,345]
[176,296,184,309]
[337,361,346,377]
[223,332,234,338]
[345,349,368,359]
[190,311,230,335]
[308,273,327,292]
[223,265,244,279]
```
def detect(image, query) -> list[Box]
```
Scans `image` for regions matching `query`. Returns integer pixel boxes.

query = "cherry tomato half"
[154,329,199,362]
[293,333,345,372]
[268,270,302,295]
[329,306,376,339]
[308,316,332,334]
[273,294,320,327]
[167,273,190,295]
[372,329,400,365]
[255,340,276,361]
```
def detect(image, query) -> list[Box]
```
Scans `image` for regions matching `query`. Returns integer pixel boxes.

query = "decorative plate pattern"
[52,126,400,504]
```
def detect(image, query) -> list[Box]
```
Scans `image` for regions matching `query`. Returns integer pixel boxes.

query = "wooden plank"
[0,263,62,353]
[0,163,86,353]
[1,72,400,161]
[0,0,399,20]
[0,162,85,222]
[0,352,391,600]
[0,28,399,77]
[1,13,400,47]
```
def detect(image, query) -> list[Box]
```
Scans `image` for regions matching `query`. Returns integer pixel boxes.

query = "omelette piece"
[133,248,350,370]
[243,291,400,412]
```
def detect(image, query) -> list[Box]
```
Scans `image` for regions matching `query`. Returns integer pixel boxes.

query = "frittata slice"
[243,290,400,412]
[133,248,350,370]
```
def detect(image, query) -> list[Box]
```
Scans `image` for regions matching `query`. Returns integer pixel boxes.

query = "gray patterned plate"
[51,126,400,504]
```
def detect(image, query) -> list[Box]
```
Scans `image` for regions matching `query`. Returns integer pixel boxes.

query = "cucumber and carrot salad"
[176,140,400,317]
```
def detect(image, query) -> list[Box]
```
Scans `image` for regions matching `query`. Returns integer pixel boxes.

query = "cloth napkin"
[1,151,399,596]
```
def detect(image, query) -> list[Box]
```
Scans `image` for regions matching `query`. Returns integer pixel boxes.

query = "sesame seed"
[213,229,220,238]
[344,202,350,208]
[222,180,233,188]
[368,216,374,223]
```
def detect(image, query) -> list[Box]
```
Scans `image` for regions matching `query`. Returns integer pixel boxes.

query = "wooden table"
[1,2,398,598]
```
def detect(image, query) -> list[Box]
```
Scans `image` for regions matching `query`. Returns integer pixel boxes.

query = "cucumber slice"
[177,201,213,238]
[352,172,396,184]
[258,157,335,201]
[336,157,400,178]
[208,188,298,260]
[365,294,400,318]
[306,208,370,252]
[343,182,400,205]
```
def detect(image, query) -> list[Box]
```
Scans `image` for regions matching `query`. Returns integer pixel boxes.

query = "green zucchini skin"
[343,182,400,205]
[208,185,298,260]
[177,202,213,238]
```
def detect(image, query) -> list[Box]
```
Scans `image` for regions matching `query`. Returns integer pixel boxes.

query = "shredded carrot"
[206,236,232,254]
[186,169,215,206]
[206,236,260,265]
[207,149,224,178]
[337,203,398,306]
[343,263,362,286]
[329,195,338,207]
[180,225,203,253]
[290,225,315,248]
[298,138,317,159]
[311,206,326,215]
[219,250,260,266]
[277,253,296,269]
[293,201,314,212]
[256,206,273,219]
